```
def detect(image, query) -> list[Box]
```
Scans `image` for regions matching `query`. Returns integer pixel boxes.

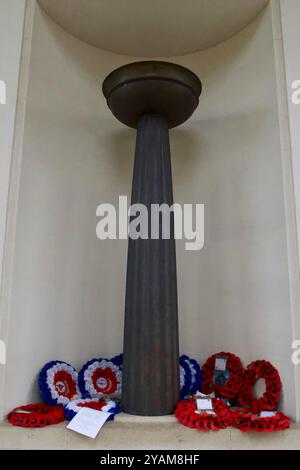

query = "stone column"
[102,61,201,415]
[122,114,179,415]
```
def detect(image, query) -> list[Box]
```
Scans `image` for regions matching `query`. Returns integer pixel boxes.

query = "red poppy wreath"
[175,397,232,431]
[231,407,290,432]
[7,403,65,428]
[201,352,244,400]
[238,360,281,413]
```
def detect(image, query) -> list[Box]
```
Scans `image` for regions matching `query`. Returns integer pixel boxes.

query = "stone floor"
[0,413,299,450]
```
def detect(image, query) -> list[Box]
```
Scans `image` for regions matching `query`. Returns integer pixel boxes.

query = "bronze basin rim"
[102,60,202,101]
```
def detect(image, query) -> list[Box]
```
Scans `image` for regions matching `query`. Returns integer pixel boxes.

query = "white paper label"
[196,391,215,398]
[215,358,227,371]
[67,408,112,439]
[259,411,277,418]
[196,398,213,411]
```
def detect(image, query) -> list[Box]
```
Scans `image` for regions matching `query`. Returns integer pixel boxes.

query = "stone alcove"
[0,0,299,426]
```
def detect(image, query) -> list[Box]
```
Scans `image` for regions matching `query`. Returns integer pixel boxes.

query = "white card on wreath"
[215,357,227,371]
[67,407,112,438]
[259,411,277,418]
[196,398,213,411]
[196,391,216,398]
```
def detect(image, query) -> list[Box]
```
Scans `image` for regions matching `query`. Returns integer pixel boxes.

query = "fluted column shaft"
[122,114,179,415]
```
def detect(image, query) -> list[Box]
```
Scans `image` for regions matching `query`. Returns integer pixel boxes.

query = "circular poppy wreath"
[238,360,281,413]
[38,361,81,406]
[201,352,244,400]
[231,408,290,432]
[64,397,120,421]
[7,403,65,428]
[79,358,122,398]
[175,397,232,431]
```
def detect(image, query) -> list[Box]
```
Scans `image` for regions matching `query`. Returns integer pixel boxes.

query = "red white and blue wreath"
[180,355,193,399]
[189,357,202,394]
[110,354,123,368]
[64,397,120,421]
[180,355,202,398]
[79,358,122,398]
[38,361,81,406]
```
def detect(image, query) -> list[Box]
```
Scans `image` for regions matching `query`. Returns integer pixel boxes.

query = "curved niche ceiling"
[38,0,269,57]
